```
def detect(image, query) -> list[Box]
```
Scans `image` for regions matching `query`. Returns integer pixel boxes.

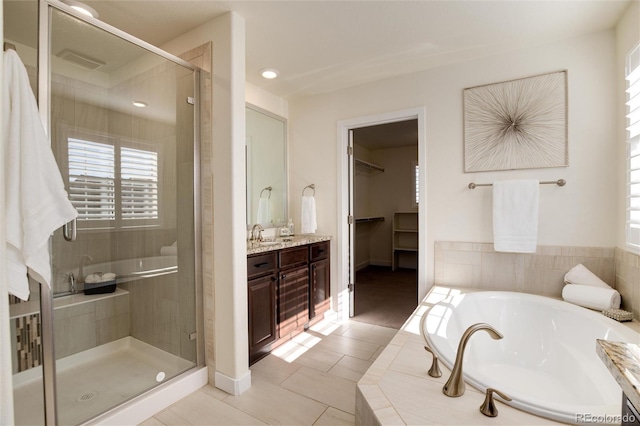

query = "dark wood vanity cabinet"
[309,241,330,320]
[277,247,309,337]
[247,253,278,365]
[248,240,331,365]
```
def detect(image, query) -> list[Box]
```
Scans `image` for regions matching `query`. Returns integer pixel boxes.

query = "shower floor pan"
[13,336,194,426]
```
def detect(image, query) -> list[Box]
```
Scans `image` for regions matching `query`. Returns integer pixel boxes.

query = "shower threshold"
[13,336,195,425]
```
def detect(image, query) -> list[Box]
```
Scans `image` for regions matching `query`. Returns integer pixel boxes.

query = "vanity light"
[132,100,147,108]
[61,0,99,18]
[260,68,279,79]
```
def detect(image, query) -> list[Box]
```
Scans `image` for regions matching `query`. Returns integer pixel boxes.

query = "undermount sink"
[258,241,280,246]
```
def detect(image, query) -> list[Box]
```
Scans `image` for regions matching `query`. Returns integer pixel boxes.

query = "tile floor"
[138,319,398,425]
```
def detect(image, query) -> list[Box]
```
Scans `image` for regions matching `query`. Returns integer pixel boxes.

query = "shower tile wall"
[11,292,130,374]
[434,241,615,298]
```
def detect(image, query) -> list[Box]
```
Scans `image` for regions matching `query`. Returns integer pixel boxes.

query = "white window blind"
[67,133,160,229]
[121,146,159,220]
[68,138,115,221]
[627,43,640,251]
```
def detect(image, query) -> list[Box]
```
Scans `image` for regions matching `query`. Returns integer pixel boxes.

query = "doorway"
[349,120,419,329]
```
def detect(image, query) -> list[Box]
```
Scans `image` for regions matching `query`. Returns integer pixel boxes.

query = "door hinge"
[348,146,353,155]
[189,332,197,341]
[187,96,195,105]
[348,215,354,225]
[348,283,354,292]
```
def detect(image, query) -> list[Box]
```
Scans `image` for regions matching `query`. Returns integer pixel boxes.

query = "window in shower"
[67,131,161,229]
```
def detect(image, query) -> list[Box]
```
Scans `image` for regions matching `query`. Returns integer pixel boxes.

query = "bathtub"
[421,291,639,424]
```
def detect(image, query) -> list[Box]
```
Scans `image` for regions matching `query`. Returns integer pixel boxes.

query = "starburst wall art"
[463,70,568,172]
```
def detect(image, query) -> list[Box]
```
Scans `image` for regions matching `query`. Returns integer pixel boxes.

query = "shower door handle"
[63,218,77,242]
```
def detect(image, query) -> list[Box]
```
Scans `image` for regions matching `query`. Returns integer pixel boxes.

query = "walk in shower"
[5,0,203,424]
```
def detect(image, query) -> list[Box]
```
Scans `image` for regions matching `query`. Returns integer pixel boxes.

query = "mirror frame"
[246,103,288,230]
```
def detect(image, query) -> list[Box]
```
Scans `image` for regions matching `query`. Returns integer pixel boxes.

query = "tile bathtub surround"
[434,242,615,298]
[615,248,640,319]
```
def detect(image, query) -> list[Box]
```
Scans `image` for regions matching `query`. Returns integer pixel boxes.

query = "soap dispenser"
[287,218,294,236]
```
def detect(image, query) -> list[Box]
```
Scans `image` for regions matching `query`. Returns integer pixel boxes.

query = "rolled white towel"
[564,264,611,289]
[562,284,621,311]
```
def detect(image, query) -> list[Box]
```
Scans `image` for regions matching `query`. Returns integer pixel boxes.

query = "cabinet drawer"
[247,252,277,278]
[310,241,329,262]
[279,246,308,269]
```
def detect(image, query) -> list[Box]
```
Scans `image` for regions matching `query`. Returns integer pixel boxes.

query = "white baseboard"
[370,260,391,267]
[355,261,370,271]
[215,369,251,395]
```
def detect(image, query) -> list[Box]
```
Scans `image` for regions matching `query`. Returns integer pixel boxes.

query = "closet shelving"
[355,158,384,173]
[355,217,385,223]
[392,211,418,271]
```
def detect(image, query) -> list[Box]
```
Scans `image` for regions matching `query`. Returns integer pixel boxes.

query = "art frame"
[463,70,568,173]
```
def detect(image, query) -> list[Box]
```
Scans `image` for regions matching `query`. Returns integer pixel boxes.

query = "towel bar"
[260,186,272,199]
[302,184,315,196]
[468,179,566,190]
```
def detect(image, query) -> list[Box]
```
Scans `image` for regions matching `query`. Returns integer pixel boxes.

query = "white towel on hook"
[3,49,77,301]
[301,195,317,234]
[256,197,271,224]
[492,179,539,253]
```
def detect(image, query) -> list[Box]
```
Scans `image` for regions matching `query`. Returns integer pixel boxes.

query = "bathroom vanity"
[247,236,331,364]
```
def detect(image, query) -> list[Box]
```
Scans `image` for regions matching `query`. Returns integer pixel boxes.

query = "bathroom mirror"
[246,104,287,228]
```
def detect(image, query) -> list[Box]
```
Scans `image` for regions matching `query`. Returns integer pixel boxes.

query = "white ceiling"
[4,0,632,100]
[79,0,631,100]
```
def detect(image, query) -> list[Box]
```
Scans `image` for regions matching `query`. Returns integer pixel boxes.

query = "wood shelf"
[392,212,418,271]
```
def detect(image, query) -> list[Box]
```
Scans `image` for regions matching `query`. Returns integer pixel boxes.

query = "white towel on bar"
[564,264,611,289]
[301,195,317,234]
[256,197,271,224]
[562,284,621,311]
[3,49,77,301]
[492,179,539,253]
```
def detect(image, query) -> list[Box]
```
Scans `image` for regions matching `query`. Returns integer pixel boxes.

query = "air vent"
[56,49,105,70]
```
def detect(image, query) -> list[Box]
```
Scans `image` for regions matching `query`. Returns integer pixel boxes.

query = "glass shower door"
[46,5,198,424]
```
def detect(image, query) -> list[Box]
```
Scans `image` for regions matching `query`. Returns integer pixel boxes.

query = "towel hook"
[302,184,315,196]
[260,186,272,199]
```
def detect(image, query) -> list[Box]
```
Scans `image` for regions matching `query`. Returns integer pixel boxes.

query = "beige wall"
[290,30,618,311]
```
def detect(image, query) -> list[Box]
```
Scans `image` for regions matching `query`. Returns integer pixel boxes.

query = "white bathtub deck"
[356,286,561,425]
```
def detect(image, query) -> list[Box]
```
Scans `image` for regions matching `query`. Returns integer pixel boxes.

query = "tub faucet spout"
[443,323,503,397]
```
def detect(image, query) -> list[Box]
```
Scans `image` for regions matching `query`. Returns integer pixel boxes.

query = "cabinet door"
[310,259,330,319]
[248,273,277,365]
[278,266,309,323]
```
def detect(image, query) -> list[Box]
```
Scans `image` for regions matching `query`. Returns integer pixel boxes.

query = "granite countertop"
[246,234,331,255]
[597,339,640,411]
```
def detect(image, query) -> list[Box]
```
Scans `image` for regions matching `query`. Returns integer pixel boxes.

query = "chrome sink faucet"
[250,224,264,242]
[443,323,503,397]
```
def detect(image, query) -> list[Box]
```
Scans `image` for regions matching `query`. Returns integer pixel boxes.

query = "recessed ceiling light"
[62,0,99,19]
[260,68,279,79]
[132,100,147,108]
